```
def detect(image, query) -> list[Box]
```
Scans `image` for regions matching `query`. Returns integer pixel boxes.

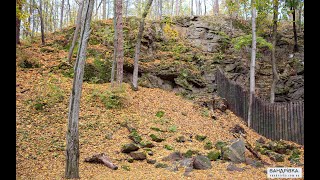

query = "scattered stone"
[147,159,156,164]
[256,137,266,144]
[162,151,183,161]
[226,163,245,172]
[183,167,193,177]
[129,151,147,160]
[212,96,228,112]
[193,155,212,170]
[230,124,246,134]
[129,131,142,144]
[147,151,154,156]
[121,143,139,153]
[179,158,194,168]
[176,136,186,143]
[245,158,263,168]
[127,158,134,163]
[267,151,285,162]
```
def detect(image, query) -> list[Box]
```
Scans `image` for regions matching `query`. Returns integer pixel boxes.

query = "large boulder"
[222,139,246,163]
[193,155,212,170]
[129,151,147,160]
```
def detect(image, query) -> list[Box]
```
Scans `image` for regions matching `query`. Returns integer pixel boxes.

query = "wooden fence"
[215,67,304,145]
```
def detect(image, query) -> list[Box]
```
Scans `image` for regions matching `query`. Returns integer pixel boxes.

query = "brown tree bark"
[132,0,154,90]
[39,0,46,45]
[65,0,95,178]
[270,0,279,103]
[111,0,118,86]
[84,153,118,170]
[16,0,23,45]
[116,0,124,85]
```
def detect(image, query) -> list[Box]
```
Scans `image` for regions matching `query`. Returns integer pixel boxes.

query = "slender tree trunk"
[292,7,298,52]
[39,0,46,45]
[116,0,124,85]
[68,0,72,25]
[248,0,256,128]
[159,0,162,20]
[191,0,194,15]
[132,0,154,90]
[171,0,174,16]
[214,0,219,15]
[68,0,84,63]
[204,0,206,15]
[125,0,129,18]
[111,0,117,86]
[103,0,106,19]
[61,0,65,29]
[270,0,279,103]
[31,0,35,39]
[16,0,22,45]
[298,3,302,32]
[65,0,94,178]
[107,0,110,19]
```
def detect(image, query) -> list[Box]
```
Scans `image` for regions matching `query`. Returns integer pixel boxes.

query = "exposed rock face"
[193,155,212,170]
[222,139,246,163]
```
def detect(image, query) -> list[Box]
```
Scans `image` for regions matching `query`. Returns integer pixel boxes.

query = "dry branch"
[84,153,118,170]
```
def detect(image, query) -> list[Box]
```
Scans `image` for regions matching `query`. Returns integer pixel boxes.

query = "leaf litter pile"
[17,32,304,180]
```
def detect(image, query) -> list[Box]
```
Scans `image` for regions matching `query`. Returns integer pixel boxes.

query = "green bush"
[91,88,126,109]
[83,58,112,84]
[231,34,273,51]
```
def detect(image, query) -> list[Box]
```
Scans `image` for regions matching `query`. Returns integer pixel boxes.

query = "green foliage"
[168,125,177,132]
[155,163,169,168]
[204,141,213,150]
[150,127,165,132]
[215,141,227,150]
[17,50,41,68]
[231,34,273,50]
[121,165,131,171]
[155,111,165,118]
[129,130,142,144]
[91,88,126,109]
[149,134,165,142]
[183,150,199,158]
[201,108,210,117]
[164,144,174,150]
[83,58,112,84]
[195,135,207,142]
[207,150,221,161]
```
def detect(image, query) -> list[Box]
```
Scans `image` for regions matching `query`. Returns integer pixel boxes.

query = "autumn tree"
[248,0,256,128]
[38,0,46,45]
[65,0,95,178]
[16,0,24,45]
[132,0,154,90]
[115,0,124,85]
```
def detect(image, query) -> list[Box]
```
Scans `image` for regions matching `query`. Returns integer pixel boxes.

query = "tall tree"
[61,0,65,29]
[111,0,117,86]
[65,0,95,178]
[247,0,256,128]
[16,0,23,45]
[107,0,111,19]
[270,0,279,103]
[191,0,194,15]
[116,0,124,85]
[214,0,219,15]
[39,0,46,45]
[68,0,84,63]
[132,0,154,90]
[103,0,106,19]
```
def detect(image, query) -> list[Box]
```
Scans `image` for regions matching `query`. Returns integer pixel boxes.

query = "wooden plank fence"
[215,67,304,145]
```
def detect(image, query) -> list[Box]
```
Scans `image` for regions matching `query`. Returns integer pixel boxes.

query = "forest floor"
[16,39,304,179]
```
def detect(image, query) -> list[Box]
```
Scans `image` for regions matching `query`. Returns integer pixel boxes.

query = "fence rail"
[215,67,304,145]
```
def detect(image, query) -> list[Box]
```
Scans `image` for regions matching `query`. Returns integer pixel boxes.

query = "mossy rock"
[204,141,213,150]
[183,150,199,158]
[129,130,142,144]
[164,145,174,150]
[121,143,139,153]
[155,163,169,168]
[215,141,227,150]
[150,134,165,142]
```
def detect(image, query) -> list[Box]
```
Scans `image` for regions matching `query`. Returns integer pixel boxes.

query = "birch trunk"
[61,0,65,29]
[132,0,154,90]
[248,0,256,128]
[65,0,95,178]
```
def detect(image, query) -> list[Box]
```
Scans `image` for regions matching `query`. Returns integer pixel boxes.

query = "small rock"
[230,124,246,134]
[176,136,186,143]
[245,158,263,168]
[223,139,246,163]
[147,151,154,156]
[183,167,193,177]
[155,163,169,168]
[129,151,146,160]
[162,151,183,161]
[121,143,139,153]
[227,163,245,172]
[256,137,266,144]
[193,155,212,170]
[147,159,156,164]
[179,158,194,168]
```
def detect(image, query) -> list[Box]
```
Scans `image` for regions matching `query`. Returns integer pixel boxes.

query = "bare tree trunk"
[159,0,162,20]
[214,0,219,15]
[171,0,174,16]
[61,0,65,29]
[132,0,154,90]
[204,0,206,15]
[65,0,95,178]
[111,0,117,86]
[31,0,35,39]
[68,0,84,63]
[39,0,46,45]
[247,0,256,128]
[116,0,124,85]
[125,0,129,18]
[191,0,194,15]
[16,0,22,45]
[107,0,110,19]
[103,0,106,19]
[270,0,279,103]
[292,7,298,52]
